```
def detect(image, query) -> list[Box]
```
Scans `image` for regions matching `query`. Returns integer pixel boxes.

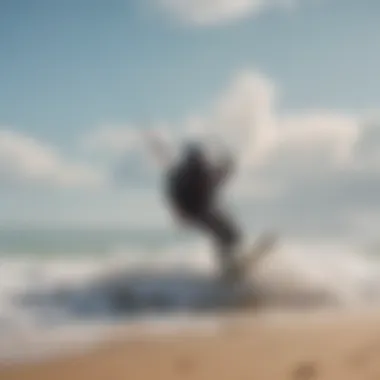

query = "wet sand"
[1,311,380,380]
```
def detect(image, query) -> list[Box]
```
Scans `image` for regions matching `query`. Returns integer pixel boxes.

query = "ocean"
[1,226,380,363]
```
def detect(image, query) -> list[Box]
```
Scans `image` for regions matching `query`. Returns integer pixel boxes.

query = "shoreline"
[2,309,380,380]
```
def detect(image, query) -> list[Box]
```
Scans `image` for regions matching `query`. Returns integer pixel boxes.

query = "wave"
[1,239,380,362]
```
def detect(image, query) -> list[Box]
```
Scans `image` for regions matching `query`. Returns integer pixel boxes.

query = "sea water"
[1,226,380,363]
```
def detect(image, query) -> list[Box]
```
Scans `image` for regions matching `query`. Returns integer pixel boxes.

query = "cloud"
[83,126,153,188]
[175,71,361,204]
[158,0,295,26]
[158,70,380,239]
[83,123,179,187]
[83,125,142,158]
[84,123,176,156]
[84,70,373,198]
[78,69,380,238]
[191,70,380,239]
[0,129,105,189]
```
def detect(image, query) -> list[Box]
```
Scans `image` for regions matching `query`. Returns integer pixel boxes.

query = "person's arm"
[212,150,235,187]
[143,130,174,169]
[169,206,190,226]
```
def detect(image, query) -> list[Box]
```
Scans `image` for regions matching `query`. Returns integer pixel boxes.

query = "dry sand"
[1,311,380,380]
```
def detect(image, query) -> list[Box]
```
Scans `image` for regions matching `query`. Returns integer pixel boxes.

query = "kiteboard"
[220,231,278,286]
[211,231,278,308]
[241,231,278,273]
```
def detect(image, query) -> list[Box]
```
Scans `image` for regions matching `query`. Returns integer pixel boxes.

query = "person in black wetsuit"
[165,143,242,282]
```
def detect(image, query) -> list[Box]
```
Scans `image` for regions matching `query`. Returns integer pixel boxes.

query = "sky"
[1,0,380,241]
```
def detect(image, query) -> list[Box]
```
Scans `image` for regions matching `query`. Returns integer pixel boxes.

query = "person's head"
[183,142,207,165]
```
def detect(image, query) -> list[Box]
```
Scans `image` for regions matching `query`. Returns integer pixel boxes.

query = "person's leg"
[197,208,242,281]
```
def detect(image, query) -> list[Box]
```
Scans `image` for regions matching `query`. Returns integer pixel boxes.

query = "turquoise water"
[0,227,196,257]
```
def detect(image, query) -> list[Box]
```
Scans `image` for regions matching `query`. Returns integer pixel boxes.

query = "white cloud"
[158,0,295,26]
[83,123,181,173]
[224,73,357,164]
[85,70,377,204]
[3,67,380,239]
[183,70,380,240]
[0,129,105,189]
[83,124,141,157]
[174,70,364,202]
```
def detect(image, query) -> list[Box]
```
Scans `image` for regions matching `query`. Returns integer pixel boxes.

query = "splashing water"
[0,237,380,363]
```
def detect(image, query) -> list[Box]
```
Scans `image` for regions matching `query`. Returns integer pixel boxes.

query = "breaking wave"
[1,238,380,362]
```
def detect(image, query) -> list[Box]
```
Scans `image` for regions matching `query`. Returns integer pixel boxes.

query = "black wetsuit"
[166,149,241,272]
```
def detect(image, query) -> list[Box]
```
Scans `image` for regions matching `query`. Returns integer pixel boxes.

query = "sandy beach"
[1,310,380,380]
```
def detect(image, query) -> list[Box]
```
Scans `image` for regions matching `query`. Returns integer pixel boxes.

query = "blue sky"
[1,0,380,239]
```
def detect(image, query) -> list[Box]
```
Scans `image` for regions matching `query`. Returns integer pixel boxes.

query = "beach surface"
[2,310,380,380]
